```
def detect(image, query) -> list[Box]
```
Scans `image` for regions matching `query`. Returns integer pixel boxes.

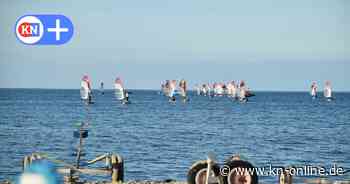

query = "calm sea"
[0,89,349,183]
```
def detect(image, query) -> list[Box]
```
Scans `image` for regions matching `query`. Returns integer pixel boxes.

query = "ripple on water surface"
[0,89,349,183]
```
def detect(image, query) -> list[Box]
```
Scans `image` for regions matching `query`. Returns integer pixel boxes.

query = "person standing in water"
[310,82,317,99]
[231,81,238,99]
[207,83,212,97]
[164,80,171,96]
[226,81,233,97]
[114,77,128,104]
[100,82,104,95]
[168,80,177,102]
[201,84,208,96]
[226,81,237,98]
[179,79,188,102]
[238,80,248,102]
[124,90,129,103]
[324,81,333,100]
[81,75,92,104]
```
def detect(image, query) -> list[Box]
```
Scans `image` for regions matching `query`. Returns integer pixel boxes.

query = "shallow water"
[0,89,349,183]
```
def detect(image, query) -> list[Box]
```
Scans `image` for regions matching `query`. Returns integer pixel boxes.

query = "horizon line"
[1,87,350,93]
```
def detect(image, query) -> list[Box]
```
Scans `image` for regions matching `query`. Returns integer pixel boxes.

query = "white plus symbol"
[47,19,69,41]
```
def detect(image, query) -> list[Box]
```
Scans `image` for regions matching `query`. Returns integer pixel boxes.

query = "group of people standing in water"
[160,79,254,103]
[80,75,130,104]
[81,75,335,104]
[310,81,333,100]
[160,79,188,102]
[195,80,254,102]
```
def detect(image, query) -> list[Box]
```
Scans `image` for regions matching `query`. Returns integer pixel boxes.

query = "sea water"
[0,89,349,183]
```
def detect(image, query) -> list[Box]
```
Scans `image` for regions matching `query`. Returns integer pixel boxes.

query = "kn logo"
[15,14,74,45]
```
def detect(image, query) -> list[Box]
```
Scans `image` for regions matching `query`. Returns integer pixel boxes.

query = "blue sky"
[0,0,349,91]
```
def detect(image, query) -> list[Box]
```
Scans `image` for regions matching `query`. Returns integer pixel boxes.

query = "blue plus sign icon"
[15,14,74,45]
